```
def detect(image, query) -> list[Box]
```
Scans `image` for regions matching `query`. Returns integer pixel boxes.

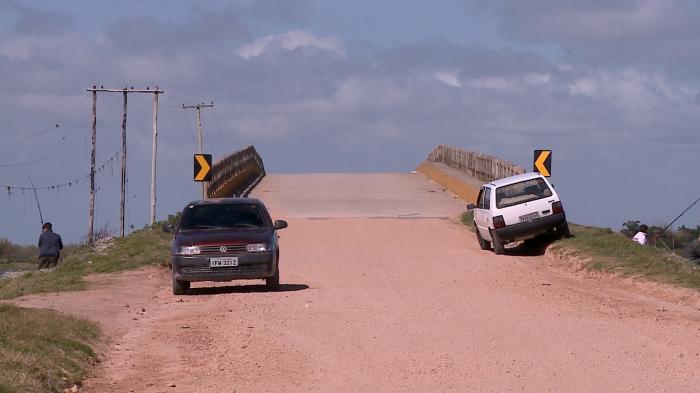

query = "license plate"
[519,212,540,223]
[209,257,238,267]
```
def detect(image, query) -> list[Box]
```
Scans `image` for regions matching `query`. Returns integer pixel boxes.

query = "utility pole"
[150,88,160,226]
[86,86,164,239]
[88,87,97,244]
[120,90,127,238]
[182,102,214,199]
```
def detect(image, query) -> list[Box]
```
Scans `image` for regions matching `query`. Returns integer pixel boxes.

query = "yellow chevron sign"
[533,150,551,177]
[194,154,212,182]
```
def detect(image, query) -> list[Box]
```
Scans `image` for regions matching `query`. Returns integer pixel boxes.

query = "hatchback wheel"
[558,222,571,239]
[476,226,491,250]
[491,230,506,255]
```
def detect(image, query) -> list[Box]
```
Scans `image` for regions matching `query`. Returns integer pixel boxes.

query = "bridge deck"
[251,172,466,219]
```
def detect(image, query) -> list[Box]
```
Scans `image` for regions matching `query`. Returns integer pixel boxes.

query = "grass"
[0,304,100,393]
[460,215,700,291]
[460,210,475,228]
[554,224,700,290]
[0,228,171,300]
[0,228,172,391]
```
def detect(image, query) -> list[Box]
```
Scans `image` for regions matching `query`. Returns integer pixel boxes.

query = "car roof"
[186,197,263,206]
[486,172,545,188]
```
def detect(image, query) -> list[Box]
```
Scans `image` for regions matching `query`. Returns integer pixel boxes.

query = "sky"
[1,0,699,245]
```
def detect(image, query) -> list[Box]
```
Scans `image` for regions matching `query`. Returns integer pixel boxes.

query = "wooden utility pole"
[182,102,214,199]
[150,89,160,226]
[120,90,127,237]
[88,87,97,244]
[86,86,164,238]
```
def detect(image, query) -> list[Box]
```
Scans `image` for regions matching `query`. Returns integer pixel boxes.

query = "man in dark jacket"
[684,235,700,264]
[38,222,63,269]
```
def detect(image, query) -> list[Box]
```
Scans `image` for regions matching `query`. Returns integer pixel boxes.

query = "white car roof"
[486,172,545,188]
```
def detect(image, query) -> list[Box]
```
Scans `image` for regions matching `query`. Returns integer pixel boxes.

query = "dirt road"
[12,173,700,392]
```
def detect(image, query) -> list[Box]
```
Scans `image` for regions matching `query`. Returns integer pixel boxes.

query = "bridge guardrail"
[426,144,524,182]
[208,145,265,198]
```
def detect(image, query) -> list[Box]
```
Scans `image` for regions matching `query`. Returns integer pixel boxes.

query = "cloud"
[434,70,463,87]
[480,0,700,73]
[496,0,700,42]
[1,2,699,243]
[1,0,72,36]
[237,30,346,59]
[104,7,250,53]
[248,0,310,24]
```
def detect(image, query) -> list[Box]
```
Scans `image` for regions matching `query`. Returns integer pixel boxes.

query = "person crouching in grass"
[38,222,63,269]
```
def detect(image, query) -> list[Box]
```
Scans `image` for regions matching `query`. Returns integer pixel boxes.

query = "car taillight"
[493,215,506,229]
[552,201,564,214]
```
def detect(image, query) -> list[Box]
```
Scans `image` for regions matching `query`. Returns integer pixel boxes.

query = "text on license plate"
[519,212,540,223]
[209,256,238,267]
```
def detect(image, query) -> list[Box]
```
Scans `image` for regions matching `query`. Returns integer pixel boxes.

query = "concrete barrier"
[418,145,525,203]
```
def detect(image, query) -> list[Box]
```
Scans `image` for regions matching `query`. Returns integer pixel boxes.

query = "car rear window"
[495,178,553,209]
[180,204,266,230]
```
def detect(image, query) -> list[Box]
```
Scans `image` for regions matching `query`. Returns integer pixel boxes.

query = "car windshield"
[495,178,553,209]
[180,204,266,230]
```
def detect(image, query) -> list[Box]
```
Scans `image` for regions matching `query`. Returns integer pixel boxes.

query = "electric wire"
[1,150,120,190]
[0,95,89,149]
[211,107,228,152]
[0,95,121,167]
[0,136,88,167]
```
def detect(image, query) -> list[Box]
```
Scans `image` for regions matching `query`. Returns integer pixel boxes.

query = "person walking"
[632,224,649,245]
[684,234,700,264]
[38,222,63,269]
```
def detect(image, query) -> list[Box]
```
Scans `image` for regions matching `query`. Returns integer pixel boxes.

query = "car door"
[473,187,491,240]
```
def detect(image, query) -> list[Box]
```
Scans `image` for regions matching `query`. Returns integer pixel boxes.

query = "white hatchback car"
[468,172,569,254]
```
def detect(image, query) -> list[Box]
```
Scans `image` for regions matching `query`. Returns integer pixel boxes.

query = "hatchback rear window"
[181,204,266,230]
[495,178,552,209]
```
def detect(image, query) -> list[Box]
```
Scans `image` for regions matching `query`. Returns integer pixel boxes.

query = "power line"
[182,102,214,199]
[182,108,198,146]
[1,151,120,191]
[0,95,89,149]
[86,85,163,239]
[0,96,121,167]
[0,136,87,167]
[211,107,228,152]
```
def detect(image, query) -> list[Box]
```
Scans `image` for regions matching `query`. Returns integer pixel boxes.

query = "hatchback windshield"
[496,178,553,209]
[180,204,266,230]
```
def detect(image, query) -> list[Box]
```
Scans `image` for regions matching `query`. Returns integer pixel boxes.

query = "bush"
[0,237,37,264]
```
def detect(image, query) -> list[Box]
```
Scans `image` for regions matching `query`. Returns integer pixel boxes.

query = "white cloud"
[465,76,516,91]
[433,70,462,88]
[237,30,345,59]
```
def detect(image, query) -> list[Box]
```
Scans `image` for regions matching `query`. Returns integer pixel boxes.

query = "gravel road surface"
[11,173,700,392]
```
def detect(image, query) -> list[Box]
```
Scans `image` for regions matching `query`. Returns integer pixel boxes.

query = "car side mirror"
[466,204,476,211]
[273,220,288,230]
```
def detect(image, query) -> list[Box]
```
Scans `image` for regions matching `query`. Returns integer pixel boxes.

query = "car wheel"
[265,255,280,291]
[491,230,506,255]
[172,270,190,295]
[475,226,491,250]
[265,269,280,291]
[558,222,571,239]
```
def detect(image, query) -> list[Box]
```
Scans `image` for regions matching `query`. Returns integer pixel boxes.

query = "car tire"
[266,270,280,291]
[558,222,571,239]
[265,255,280,291]
[491,230,506,255]
[476,226,491,250]
[172,270,190,295]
